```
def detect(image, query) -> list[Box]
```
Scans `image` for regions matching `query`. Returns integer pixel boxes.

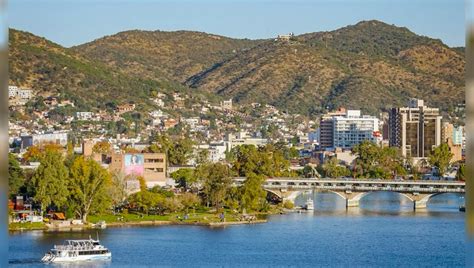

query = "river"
[9,192,466,267]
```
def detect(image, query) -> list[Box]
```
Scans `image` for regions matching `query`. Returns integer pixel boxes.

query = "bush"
[283,200,294,209]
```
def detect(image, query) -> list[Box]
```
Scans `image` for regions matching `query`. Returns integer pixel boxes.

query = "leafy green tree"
[171,168,196,189]
[178,192,200,213]
[128,190,163,215]
[230,144,291,177]
[352,141,380,175]
[168,138,194,165]
[429,143,453,177]
[301,165,320,178]
[31,150,69,213]
[8,153,24,198]
[225,187,241,212]
[201,163,232,210]
[456,164,465,181]
[323,157,350,178]
[68,156,112,222]
[352,141,406,179]
[195,149,210,165]
[161,196,184,213]
[240,173,267,212]
[283,200,294,209]
[231,145,260,176]
[149,186,175,198]
[108,171,128,206]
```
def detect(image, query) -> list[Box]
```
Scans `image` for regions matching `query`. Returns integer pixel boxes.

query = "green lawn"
[88,210,243,224]
[9,222,46,231]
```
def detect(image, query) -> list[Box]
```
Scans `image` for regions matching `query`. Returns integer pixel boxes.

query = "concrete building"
[276,33,294,41]
[20,132,68,149]
[442,123,463,163]
[8,86,19,98]
[318,108,346,150]
[389,99,442,158]
[197,142,227,163]
[116,103,136,114]
[332,110,379,149]
[76,112,94,121]
[109,153,166,187]
[225,131,268,151]
[221,99,233,110]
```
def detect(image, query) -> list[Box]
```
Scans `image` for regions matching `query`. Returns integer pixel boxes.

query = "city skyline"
[9,0,465,47]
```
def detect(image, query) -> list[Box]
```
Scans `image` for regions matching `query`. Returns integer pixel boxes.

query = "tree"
[31,150,69,213]
[456,164,465,181]
[137,176,147,191]
[323,157,350,178]
[108,171,128,207]
[92,141,111,155]
[352,141,406,179]
[230,144,292,177]
[23,143,63,162]
[352,141,380,176]
[178,192,200,213]
[429,144,453,177]
[201,163,232,210]
[283,200,294,209]
[171,168,196,190]
[68,156,112,222]
[168,138,194,165]
[128,190,163,215]
[195,149,210,165]
[8,153,24,198]
[240,173,267,212]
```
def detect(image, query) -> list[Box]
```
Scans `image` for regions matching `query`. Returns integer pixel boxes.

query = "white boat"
[41,236,111,263]
[304,198,314,210]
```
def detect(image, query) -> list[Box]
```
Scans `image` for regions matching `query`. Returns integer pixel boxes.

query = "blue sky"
[7,0,466,48]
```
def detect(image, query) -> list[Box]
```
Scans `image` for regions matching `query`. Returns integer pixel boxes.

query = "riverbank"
[9,211,271,231]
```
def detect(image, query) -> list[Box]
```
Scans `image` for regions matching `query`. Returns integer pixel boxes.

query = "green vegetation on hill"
[9,29,205,111]
[185,20,464,115]
[9,20,465,117]
[73,30,260,83]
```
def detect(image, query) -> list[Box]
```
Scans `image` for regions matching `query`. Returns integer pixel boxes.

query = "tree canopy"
[428,143,453,177]
[68,156,112,222]
[31,150,69,212]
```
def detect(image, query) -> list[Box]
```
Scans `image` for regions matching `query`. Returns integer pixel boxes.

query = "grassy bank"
[9,222,46,231]
[88,210,251,225]
[9,208,278,231]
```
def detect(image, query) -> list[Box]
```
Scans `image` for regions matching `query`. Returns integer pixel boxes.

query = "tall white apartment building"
[332,110,379,149]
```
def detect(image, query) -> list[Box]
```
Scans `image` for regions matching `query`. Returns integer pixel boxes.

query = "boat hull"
[42,253,112,263]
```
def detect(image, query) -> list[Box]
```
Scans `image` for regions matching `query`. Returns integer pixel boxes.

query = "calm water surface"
[9,192,466,267]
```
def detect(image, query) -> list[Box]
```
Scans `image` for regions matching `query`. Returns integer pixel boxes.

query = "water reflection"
[294,191,464,217]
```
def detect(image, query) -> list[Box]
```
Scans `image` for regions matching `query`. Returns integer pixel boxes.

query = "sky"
[7,0,466,48]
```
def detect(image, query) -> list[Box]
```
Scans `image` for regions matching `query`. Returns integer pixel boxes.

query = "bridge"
[232,177,465,210]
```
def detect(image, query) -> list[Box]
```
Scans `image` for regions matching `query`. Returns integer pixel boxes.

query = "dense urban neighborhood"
[8,82,466,229]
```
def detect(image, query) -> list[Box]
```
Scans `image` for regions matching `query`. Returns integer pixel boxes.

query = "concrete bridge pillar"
[318,190,368,208]
[404,193,435,210]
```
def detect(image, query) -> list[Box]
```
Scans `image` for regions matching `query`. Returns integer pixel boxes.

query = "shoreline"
[9,218,268,232]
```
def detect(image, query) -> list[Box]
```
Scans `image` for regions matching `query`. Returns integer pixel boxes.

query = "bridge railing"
[262,184,465,193]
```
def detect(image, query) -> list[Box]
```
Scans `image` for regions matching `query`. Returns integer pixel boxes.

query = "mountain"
[73,30,259,83]
[185,20,464,115]
[10,20,465,116]
[9,29,191,111]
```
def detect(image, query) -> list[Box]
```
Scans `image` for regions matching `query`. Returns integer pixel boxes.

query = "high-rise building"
[318,108,346,150]
[318,109,379,150]
[332,110,379,149]
[389,99,442,158]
